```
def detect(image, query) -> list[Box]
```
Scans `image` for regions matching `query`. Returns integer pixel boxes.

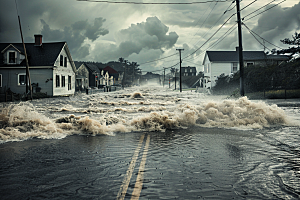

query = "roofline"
[0,66,55,69]
[63,43,77,73]
[1,44,23,54]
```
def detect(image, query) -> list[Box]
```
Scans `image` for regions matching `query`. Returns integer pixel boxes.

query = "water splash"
[0,89,296,143]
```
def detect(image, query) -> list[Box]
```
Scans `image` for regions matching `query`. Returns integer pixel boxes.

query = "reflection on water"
[0,127,299,199]
[1,86,297,143]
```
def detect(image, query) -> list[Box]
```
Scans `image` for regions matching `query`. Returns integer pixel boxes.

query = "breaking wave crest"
[0,93,293,143]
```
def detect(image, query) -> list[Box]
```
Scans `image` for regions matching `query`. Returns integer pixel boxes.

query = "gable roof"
[1,44,22,54]
[103,66,118,74]
[266,54,290,61]
[205,50,266,63]
[106,61,125,72]
[74,61,85,69]
[0,42,66,67]
[84,63,100,73]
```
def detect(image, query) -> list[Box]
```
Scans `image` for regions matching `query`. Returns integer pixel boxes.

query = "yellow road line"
[131,134,151,200]
[116,134,145,200]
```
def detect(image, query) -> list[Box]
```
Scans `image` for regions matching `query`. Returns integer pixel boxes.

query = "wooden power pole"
[176,49,184,92]
[18,16,32,100]
[236,0,245,96]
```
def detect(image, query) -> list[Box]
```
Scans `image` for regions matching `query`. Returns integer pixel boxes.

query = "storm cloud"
[91,16,178,64]
[40,18,109,59]
[251,2,300,46]
[1,0,299,71]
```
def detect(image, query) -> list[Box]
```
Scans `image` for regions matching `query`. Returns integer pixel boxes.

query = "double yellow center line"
[117,134,151,200]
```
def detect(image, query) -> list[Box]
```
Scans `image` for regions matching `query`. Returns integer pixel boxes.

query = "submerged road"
[1,125,299,199]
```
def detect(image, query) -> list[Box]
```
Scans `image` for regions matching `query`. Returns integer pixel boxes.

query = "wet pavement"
[1,125,299,199]
[0,87,300,199]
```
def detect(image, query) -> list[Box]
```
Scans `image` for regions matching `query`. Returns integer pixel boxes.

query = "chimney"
[236,46,239,52]
[34,34,43,46]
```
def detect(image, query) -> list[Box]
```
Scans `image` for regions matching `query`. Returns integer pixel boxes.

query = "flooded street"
[1,86,300,199]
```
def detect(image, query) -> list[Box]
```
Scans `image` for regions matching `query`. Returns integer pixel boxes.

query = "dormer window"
[8,51,16,64]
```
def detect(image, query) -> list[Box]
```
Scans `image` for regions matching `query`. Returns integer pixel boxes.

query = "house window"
[0,74,2,87]
[190,69,193,72]
[64,57,67,67]
[68,76,71,90]
[61,76,66,87]
[232,63,238,72]
[56,75,60,87]
[247,62,254,67]
[60,55,63,66]
[185,69,188,72]
[18,73,26,86]
[208,63,210,73]
[8,51,16,64]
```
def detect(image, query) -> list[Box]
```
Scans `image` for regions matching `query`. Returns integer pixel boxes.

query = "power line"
[243,0,286,22]
[139,53,178,65]
[183,13,236,60]
[183,0,234,58]
[240,0,276,20]
[243,22,283,50]
[199,23,237,54]
[182,0,259,60]
[77,0,230,4]
[243,23,272,52]
[142,62,179,73]
[240,0,258,11]
[183,22,237,62]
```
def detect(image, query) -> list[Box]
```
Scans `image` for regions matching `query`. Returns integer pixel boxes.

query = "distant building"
[141,72,161,85]
[0,34,76,97]
[181,66,197,76]
[75,62,100,89]
[103,66,120,85]
[202,48,290,89]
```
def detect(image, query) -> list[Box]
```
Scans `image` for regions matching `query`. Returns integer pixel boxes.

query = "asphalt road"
[1,126,299,199]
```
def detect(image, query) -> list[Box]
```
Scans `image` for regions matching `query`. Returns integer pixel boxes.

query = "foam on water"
[0,88,297,143]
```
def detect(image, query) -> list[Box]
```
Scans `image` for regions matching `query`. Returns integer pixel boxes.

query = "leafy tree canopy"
[272,32,300,55]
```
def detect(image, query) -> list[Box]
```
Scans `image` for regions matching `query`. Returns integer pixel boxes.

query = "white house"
[202,47,289,89]
[0,34,76,97]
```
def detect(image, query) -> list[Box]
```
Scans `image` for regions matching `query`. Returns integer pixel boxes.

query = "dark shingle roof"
[74,61,85,69]
[0,42,66,66]
[206,50,266,62]
[103,66,118,74]
[84,63,100,73]
[266,54,290,61]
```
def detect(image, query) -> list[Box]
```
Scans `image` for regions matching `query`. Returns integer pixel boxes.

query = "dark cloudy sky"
[1,0,299,72]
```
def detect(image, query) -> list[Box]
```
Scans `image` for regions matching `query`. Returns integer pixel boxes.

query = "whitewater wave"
[0,92,294,143]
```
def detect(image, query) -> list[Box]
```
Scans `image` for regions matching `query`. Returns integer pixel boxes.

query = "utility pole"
[175,75,176,91]
[236,0,245,96]
[18,17,32,100]
[163,68,166,88]
[176,48,184,92]
[122,65,126,89]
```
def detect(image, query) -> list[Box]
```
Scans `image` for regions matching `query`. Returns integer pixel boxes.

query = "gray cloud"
[1,0,299,70]
[40,18,108,59]
[161,2,234,29]
[250,2,300,49]
[91,16,179,63]
[117,17,178,50]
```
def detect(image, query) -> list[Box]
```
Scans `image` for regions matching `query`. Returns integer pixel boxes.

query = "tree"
[118,57,124,63]
[273,32,300,56]
[197,71,204,78]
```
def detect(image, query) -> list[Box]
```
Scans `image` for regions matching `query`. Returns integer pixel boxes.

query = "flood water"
[0,86,300,199]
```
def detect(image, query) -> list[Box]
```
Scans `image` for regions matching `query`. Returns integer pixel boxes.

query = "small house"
[0,34,76,98]
[202,48,289,89]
